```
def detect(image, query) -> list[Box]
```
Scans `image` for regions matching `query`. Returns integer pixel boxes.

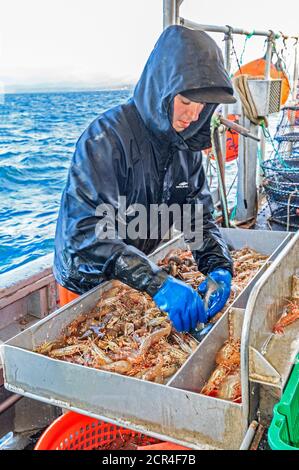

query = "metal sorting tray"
[0,229,293,450]
[241,231,299,395]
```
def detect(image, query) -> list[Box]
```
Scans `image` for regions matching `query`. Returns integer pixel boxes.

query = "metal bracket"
[292,274,299,299]
[249,346,281,386]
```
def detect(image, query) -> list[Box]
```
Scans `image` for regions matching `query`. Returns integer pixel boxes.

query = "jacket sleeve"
[53,120,168,296]
[184,151,233,276]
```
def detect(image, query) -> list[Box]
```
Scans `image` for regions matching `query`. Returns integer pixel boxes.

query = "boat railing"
[0,253,58,384]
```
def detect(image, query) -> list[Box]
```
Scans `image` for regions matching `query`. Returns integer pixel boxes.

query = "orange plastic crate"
[34,411,189,450]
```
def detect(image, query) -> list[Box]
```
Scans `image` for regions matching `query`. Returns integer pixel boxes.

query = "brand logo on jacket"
[176,181,189,189]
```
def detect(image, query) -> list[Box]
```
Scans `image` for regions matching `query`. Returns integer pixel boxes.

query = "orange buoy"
[233,58,290,106]
[225,118,239,162]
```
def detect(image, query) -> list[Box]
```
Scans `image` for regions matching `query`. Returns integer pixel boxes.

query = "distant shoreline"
[2,86,135,95]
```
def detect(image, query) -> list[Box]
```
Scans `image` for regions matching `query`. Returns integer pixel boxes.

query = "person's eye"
[182,99,191,105]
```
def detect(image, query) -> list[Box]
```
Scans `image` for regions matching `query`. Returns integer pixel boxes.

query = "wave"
[0,89,131,274]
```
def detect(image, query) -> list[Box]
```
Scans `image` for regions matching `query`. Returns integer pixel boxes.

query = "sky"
[0,0,298,92]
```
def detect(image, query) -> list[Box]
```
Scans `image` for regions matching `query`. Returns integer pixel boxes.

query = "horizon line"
[1,85,135,95]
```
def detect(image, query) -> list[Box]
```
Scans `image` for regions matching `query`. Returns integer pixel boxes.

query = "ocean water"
[0,90,131,274]
[0,90,277,275]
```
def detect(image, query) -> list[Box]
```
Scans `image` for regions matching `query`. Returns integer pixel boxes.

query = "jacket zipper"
[159,150,173,204]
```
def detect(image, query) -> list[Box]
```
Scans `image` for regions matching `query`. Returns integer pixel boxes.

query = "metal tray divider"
[240,231,299,424]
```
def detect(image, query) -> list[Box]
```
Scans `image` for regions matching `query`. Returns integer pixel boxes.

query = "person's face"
[172,94,205,132]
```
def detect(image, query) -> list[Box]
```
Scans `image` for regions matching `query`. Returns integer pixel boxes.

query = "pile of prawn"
[199,298,299,402]
[158,246,269,319]
[35,281,197,384]
[231,247,269,293]
[36,246,268,387]
[273,299,299,334]
[157,246,268,403]
[201,339,241,403]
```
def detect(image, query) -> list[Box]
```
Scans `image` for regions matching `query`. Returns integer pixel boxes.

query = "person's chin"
[175,122,190,132]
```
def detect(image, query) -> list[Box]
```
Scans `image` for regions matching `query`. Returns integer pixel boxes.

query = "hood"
[133,25,234,150]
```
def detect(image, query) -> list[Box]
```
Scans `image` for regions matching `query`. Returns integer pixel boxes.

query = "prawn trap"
[262,106,299,229]
[268,354,299,450]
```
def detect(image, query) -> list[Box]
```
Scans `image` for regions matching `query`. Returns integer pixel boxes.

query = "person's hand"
[153,276,207,332]
[198,268,232,320]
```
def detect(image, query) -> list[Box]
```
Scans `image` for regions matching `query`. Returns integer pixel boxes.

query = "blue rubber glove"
[198,268,232,320]
[153,276,207,332]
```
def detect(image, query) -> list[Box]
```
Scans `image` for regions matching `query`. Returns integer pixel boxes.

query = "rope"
[257,145,265,174]
[227,171,238,197]
[240,32,255,65]
[233,75,268,126]
[272,39,292,85]
[230,203,237,221]
[230,31,254,78]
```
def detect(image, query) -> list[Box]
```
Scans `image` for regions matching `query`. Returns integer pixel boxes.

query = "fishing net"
[261,106,299,228]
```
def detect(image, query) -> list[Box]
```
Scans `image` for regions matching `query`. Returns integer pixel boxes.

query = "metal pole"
[219,116,260,141]
[235,114,259,222]
[239,420,258,450]
[258,130,266,189]
[212,127,230,227]
[163,0,176,29]
[179,18,283,38]
[258,33,274,188]
[265,33,274,80]
[163,0,183,29]
[0,394,22,415]
[224,29,233,77]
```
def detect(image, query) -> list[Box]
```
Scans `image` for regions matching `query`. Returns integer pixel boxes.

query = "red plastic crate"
[34,411,189,450]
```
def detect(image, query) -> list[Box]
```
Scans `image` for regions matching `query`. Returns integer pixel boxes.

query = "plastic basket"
[34,411,188,450]
[268,354,299,450]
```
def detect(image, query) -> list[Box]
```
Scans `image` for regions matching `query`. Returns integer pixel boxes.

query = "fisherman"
[53,25,236,333]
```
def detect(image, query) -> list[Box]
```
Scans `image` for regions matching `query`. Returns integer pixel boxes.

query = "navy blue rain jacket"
[53,25,233,295]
